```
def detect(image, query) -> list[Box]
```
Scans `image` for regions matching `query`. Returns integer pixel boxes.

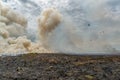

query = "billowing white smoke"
[1,0,120,54]
[0,1,53,55]
[0,1,27,38]
[37,8,82,53]
[37,0,120,54]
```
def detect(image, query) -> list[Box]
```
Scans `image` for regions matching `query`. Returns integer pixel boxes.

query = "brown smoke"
[0,2,54,54]
[0,2,27,38]
[38,8,62,47]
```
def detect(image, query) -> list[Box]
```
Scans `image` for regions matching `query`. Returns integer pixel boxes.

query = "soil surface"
[0,53,120,80]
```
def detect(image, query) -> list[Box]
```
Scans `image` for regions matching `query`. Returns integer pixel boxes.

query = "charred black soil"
[0,53,120,80]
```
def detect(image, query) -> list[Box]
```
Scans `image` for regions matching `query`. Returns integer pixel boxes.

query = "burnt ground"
[0,53,120,80]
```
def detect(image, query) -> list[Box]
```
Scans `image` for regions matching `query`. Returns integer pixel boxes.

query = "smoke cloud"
[37,0,120,54]
[0,0,120,55]
[0,1,53,55]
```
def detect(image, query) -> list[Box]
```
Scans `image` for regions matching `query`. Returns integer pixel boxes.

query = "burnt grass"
[0,53,120,80]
